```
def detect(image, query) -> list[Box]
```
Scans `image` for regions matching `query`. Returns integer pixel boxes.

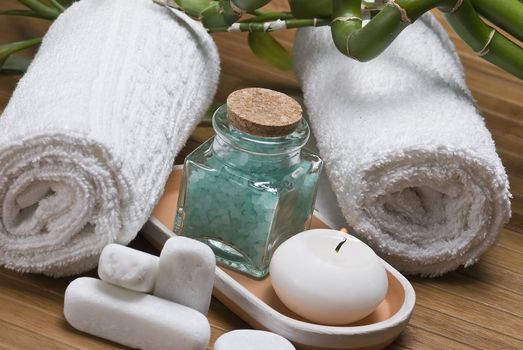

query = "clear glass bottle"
[174,89,322,278]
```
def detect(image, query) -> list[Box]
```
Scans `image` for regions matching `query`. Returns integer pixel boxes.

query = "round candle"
[269,229,388,325]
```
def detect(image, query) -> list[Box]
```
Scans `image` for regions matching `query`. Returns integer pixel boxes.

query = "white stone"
[98,244,159,292]
[154,236,216,315]
[64,277,210,350]
[214,330,295,350]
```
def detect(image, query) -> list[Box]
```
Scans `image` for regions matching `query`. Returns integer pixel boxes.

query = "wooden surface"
[1,2,522,349]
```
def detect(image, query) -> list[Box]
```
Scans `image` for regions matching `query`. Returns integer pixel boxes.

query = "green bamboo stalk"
[240,12,294,23]
[288,0,333,19]
[208,17,330,33]
[148,0,522,78]
[330,0,429,61]
[445,0,523,78]
[328,0,522,77]
[0,38,42,68]
[470,0,523,42]
[247,9,265,16]
[330,0,363,59]
[329,0,473,61]
[231,0,271,12]
[362,0,386,10]
[18,0,60,19]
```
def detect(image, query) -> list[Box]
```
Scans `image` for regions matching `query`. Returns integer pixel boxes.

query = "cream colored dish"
[141,165,416,350]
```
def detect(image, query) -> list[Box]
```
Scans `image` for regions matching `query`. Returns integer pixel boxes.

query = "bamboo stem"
[362,0,386,10]
[445,0,523,78]
[330,0,363,59]
[208,17,330,33]
[329,0,475,61]
[329,0,440,60]
[247,9,265,16]
[327,0,522,77]
[99,0,523,78]
[470,0,523,42]
[240,12,293,23]
[288,0,332,19]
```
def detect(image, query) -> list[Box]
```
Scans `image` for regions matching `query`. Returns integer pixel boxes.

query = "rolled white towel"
[0,0,219,276]
[293,14,511,276]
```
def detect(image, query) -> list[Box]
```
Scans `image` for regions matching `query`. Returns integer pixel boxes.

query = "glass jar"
[174,90,322,278]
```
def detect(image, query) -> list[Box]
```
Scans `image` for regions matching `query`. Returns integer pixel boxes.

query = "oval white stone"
[214,330,295,350]
[98,244,159,292]
[154,236,216,315]
[64,277,210,350]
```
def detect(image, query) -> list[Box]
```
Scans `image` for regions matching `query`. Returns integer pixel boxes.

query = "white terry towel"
[0,0,219,276]
[293,14,511,276]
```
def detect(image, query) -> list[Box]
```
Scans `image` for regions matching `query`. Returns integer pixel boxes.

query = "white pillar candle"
[269,229,388,326]
[64,277,210,350]
[214,330,295,350]
[98,244,159,292]
[154,236,216,315]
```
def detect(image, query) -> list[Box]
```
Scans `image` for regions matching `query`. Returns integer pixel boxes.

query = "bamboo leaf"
[174,0,214,17]
[0,38,42,71]
[0,9,51,19]
[1,56,32,73]
[46,0,66,12]
[18,0,60,19]
[247,32,292,70]
[231,0,271,12]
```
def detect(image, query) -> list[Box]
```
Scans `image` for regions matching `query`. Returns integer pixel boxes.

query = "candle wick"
[335,237,348,253]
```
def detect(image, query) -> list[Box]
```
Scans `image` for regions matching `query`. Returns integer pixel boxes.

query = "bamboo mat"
[0,2,522,349]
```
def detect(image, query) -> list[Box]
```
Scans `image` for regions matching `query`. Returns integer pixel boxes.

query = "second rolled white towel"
[293,14,511,276]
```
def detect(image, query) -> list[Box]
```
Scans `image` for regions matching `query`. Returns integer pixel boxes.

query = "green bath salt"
[175,88,322,278]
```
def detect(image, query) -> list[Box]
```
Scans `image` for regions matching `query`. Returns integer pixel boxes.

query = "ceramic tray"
[141,165,416,350]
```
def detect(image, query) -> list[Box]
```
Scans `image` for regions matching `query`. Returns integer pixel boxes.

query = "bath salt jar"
[174,88,323,278]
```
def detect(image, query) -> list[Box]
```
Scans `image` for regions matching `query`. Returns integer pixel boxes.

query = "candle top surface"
[301,229,380,268]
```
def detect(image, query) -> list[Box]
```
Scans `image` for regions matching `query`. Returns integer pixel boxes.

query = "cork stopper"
[227,88,303,137]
